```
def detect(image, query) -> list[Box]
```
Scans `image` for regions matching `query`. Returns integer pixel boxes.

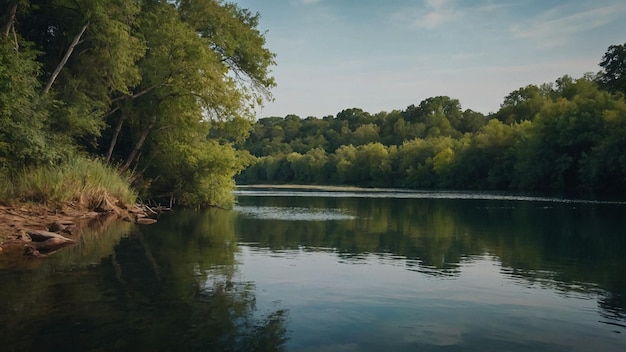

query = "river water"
[1,187,625,351]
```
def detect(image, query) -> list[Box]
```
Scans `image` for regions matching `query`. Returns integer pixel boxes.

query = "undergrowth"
[0,155,136,209]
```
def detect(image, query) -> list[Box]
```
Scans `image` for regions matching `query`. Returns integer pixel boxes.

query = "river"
[1,187,625,351]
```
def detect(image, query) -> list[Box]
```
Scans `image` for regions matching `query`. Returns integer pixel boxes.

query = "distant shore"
[235,184,408,192]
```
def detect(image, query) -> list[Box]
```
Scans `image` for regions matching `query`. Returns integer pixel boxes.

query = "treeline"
[237,44,626,195]
[0,0,274,207]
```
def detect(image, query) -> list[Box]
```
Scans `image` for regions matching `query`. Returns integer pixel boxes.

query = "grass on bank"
[0,155,137,210]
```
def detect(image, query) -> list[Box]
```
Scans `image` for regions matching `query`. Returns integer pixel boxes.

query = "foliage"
[0,0,276,208]
[0,38,53,170]
[4,154,136,208]
[238,69,626,196]
[598,42,626,96]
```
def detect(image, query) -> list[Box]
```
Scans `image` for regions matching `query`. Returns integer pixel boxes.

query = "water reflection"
[0,208,288,351]
[236,205,356,221]
[234,186,626,204]
[1,189,625,351]
[234,192,626,335]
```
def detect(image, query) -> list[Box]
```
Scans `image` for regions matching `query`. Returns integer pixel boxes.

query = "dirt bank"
[0,203,155,257]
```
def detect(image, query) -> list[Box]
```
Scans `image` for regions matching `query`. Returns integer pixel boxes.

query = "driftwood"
[136,218,157,225]
[22,229,76,258]
[25,229,74,242]
[27,237,74,251]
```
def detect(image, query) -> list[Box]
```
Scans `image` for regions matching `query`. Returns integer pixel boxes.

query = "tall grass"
[2,155,136,209]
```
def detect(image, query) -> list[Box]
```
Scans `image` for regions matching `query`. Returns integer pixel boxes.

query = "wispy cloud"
[511,3,626,47]
[392,0,464,30]
[292,0,322,5]
[419,0,463,29]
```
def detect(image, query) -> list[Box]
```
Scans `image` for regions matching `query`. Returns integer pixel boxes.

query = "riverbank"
[0,202,154,257]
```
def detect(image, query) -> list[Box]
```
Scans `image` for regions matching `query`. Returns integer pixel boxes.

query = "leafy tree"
[336,108,372,130]
[598,42,626,96]
[18,0,144,145]
[494,85,549,124]
[0,37,52,170]
[355,142,391,186]
[334,144,358,184]
[282,114,302,142]
[395,137,459,188]
[352,123,380,145]
[0,0,276,207]
[577,90,626,192]
[513,76,613,190]
[470,119,523,188]
[101,0,274,206]
[177,0,276,102]
[459,109,487,134]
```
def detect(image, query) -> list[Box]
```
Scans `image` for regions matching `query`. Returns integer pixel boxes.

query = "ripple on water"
[233,188,626,205]
[234,205,357,221]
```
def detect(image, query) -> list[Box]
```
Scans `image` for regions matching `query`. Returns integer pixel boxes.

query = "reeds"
[1,155,136,209]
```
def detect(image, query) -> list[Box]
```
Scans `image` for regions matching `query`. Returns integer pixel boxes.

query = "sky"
[232,0,626,118]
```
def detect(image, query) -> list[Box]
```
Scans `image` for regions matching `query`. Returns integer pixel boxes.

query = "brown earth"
[0,201,153,257]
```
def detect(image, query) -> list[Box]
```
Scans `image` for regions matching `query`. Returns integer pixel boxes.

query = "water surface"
[1,187,625,351]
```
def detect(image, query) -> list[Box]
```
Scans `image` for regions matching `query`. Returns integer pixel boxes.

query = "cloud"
[293,0,322,5]
[414,0,463,29]
[511,3,626,47]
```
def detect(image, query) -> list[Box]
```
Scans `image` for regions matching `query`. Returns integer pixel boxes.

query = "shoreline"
[0,203,153,257]
[235,184,408,192]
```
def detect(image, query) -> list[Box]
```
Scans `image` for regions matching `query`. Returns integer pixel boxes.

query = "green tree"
[598,42,626,96]
[19,0,144,145]
[459,109,487,134]
[102,1,275,206]
[355,142,391,186]
[0,37,52,170]
[336,108,372,131]
[334,144,358,184]
[352,123,380,145]
[513,76,613,190]
[469,119,524,188]
[396,137,459,188]
[494,85,549,124]
[577,92,626,192]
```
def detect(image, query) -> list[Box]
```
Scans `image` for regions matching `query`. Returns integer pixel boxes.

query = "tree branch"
[111,85,160,104]
[119,115,156,175]
[106,110,126,162]
[43,21,89,94]
[1,3,17,37]
[129,151,160,184]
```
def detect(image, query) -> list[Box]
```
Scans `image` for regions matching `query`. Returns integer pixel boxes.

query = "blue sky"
[232,0,626,118]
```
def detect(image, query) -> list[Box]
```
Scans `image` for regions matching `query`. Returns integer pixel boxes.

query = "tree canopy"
[0,0,275,207]
[598,41,626,96]
[237,43,626,197]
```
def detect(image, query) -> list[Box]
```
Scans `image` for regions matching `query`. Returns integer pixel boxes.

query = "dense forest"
[237,43,626,196]
[0,0,274,208]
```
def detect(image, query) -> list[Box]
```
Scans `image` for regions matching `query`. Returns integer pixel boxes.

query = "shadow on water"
[0,208,288,352]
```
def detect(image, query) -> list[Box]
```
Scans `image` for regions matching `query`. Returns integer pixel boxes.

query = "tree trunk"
[106,111,126,162]
[1,3,17,37]
[129,151,160,184]
[43,22,89,94]
[119,115,155,174]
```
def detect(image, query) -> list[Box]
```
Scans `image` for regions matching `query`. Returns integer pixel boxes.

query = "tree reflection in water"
[0,208,289,351]
[1,192,625,350]
[234,194,626,328]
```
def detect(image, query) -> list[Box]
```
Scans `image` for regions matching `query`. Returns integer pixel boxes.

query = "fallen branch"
[25,229,74,242]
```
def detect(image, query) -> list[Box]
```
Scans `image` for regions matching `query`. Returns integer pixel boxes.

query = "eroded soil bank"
[0,203,156,258]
